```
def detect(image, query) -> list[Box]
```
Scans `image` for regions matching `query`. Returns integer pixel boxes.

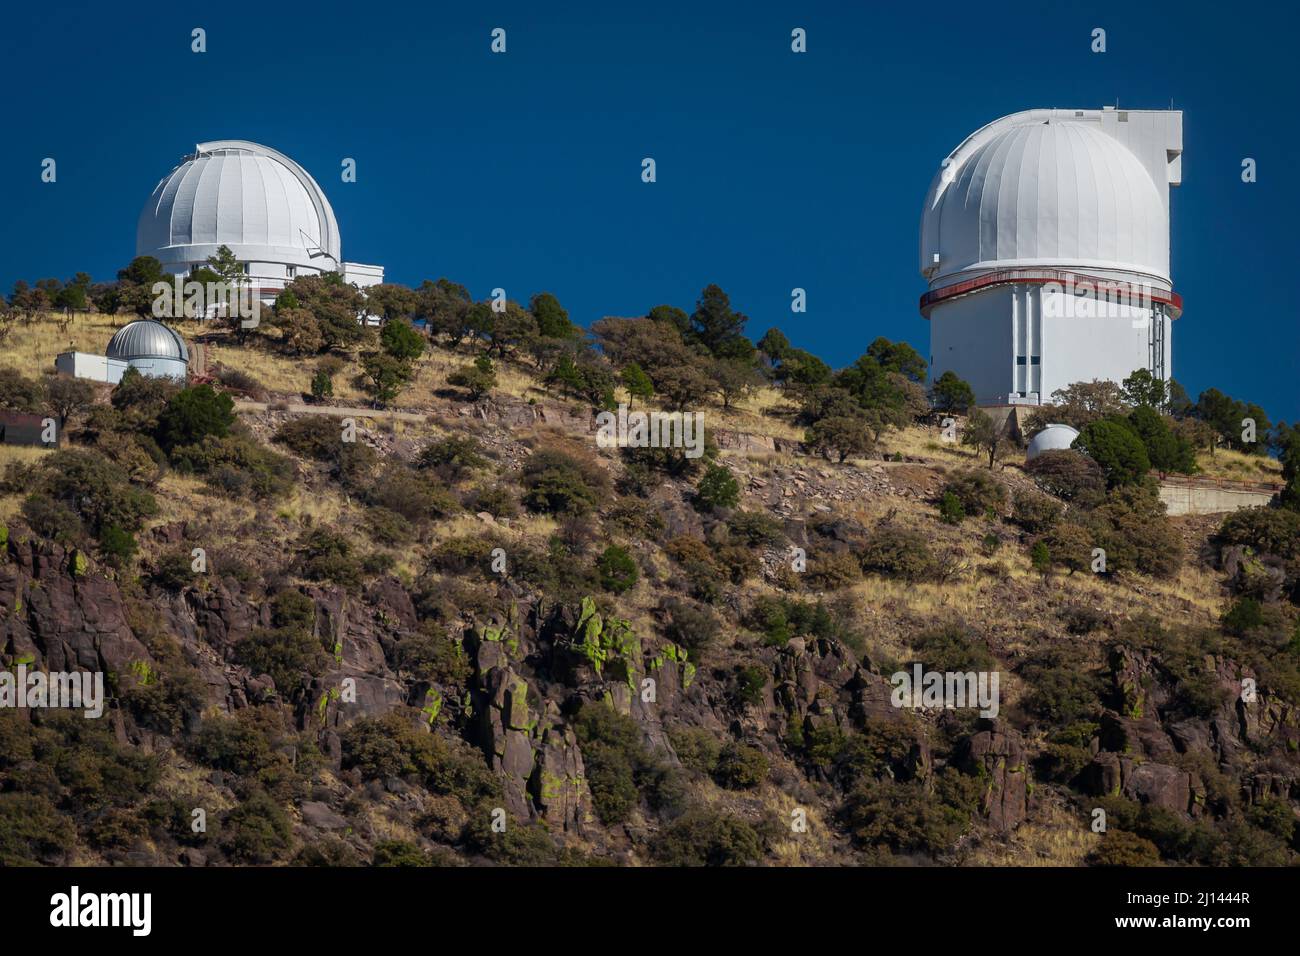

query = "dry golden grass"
[962,797,1098,866]
[0,311,121,374]
[1193,446,1283,483]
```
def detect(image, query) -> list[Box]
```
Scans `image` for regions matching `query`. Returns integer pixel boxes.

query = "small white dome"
[1026,424,1080,461]
[137,140,341,272]
[922,120,1169,285]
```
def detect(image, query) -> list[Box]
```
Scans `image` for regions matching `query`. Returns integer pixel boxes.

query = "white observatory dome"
[1026,424,1081,461]
[137,140,341,275]
[922,121,1169,286]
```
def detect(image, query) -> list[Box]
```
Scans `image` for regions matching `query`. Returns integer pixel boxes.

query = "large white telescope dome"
[925,121,1169,286]
[137,140,341,273]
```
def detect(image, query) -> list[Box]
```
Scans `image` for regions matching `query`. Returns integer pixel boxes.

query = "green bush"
[417,435,487,479]
[220,791,293,863]
[667,726,722,775]
[574,704,652,826]
[734,665,768,707]
[1076,417,1150,488]
[1011,489,1063,533]
[372,839,429,867]
[234,627,328,695]
[0,793,74,865]
[296,527,363,587]
[937,491,965,525]
[595,544,639,593]
[858,527,936,581]
[841,777,969,854]
[694,463,740,511]
[941,470,1006,518]
[155,385,236,454]
[658,597,719,653]
[712,742,769,790]
[1087,830,1162,867]
[1024,449,1107,507]
[521,447,609,516]
[651,807,766,866]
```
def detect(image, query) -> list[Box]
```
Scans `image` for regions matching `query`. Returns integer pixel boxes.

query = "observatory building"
[919,108,1183,407]
[136,140,383,302]
[56,319,190,384]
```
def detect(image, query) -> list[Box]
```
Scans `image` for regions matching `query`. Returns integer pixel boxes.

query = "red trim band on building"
[920,268,1183,319]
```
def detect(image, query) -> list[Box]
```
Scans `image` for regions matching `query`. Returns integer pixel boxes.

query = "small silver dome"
[106,320,189,362]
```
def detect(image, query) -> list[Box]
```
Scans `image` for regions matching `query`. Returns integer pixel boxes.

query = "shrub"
[221,791,293,864]
[841,777,969,854]
[1222,597,1265,636]
[911,625,995,672]
[155,385,236,454]
[1024,449,1107,507]
[521,447,609,516]
[366,464,458,523]
[574,704,652,826]
[0,793,74,865]
[712,742,769,790]
[20,494,82,542]
[417,435,487,480]
[1076,417,1150,488]
[1087,830,1162,867]
[1030,540,1051,572]
[466,483,519,519]
[726,509,784,548]
[805,549,862,590]
[858,527,936,581]
[296,527,363,587]
[694,462,740,511]
[595,544,639,593]
[658,597,720,653]
[1011,489,1063,533]
[372,839,429,867]
[1090,484,1183,577]
[273,416,341,460]
[447,360,496,399]
[937,491,965,525]
[667,727,722,775]
[941,470,1006,518]
[745,595,834,646]
[665,536,728,602]
[651,807,766,866]
[734,665,768,707]
[234,627,327,695]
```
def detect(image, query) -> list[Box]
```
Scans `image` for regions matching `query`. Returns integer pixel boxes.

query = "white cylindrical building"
[919,108,1183,407]
[136,140,383,303]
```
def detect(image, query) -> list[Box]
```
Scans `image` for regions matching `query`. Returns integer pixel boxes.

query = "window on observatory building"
[286,265,297,279]
[1016,356,1027,365]
[1030,356,1040,365]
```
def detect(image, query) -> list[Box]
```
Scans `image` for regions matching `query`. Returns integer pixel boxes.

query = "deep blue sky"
[3,1,1296,423]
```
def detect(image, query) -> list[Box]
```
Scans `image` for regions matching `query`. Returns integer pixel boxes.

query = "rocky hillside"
[0,311,1298,868]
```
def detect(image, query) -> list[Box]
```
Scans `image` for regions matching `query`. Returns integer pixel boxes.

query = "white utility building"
[136,140,383,303]
[919,108,1183,407]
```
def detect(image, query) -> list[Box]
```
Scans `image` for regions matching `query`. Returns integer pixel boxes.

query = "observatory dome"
[922,121,1169,286]
[137,140,341,274]
[1026,424,1081,461]
[106,320,189,381]
[107,319,189,362]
